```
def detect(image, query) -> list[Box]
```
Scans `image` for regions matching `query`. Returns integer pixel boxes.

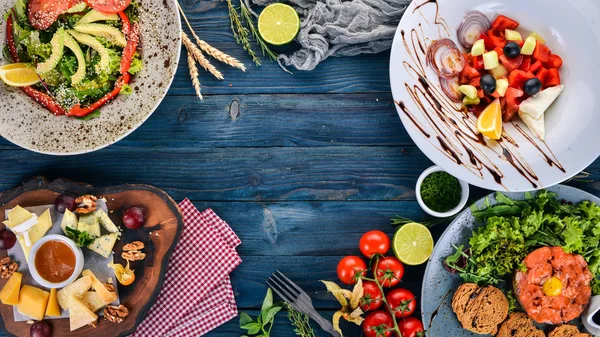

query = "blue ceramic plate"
[421,185,600,336]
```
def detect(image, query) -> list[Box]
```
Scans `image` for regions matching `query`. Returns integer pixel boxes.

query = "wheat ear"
[182,32,224,80]
[182,34,203,100]
[177,2,246,71]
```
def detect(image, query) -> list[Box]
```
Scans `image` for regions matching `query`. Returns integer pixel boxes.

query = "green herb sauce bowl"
[416,166,470,218]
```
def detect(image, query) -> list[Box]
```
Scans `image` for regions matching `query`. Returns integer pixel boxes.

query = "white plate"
[390,0,600,191]
[0,0,181,155]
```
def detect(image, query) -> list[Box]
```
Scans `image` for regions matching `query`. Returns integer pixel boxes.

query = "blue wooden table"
[1,1,600,336]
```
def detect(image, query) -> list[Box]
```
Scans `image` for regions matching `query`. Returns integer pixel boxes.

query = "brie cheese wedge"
[519,85,564,119]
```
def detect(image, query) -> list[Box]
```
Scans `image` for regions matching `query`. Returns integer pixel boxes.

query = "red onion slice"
[426,39,465,79]
[440,76,462,103]
[457,11,491,49]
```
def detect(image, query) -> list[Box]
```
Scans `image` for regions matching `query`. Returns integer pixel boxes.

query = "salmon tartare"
[515,246,593,324]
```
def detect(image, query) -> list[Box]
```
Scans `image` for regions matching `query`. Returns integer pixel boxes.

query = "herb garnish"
[65,227,95,247]
[240,288,282,337]
[420,171,462,212]
[286,304,316,337]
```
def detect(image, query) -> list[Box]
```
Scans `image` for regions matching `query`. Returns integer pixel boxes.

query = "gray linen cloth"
[248,0,411,71]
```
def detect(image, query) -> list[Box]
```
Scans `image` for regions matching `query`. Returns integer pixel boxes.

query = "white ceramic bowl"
[390,0,600,191]
[0,0,181,155]
[28,235,84,289]
[416,166,470,218]
[583,296,600,336]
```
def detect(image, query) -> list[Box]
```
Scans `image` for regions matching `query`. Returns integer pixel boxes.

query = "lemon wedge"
[477,98,503,140]
[0,63,40,87]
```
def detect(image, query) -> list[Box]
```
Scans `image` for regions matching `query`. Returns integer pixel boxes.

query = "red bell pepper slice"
[479,33,495,50]
[508,70,535,90]
[533,42,550,63]
[494,46,504,57]
[545,68,561,87]
[477,89,485,99]
[458,64,481,84]
[491,15,519,31]
[6,14,67,116]
[519,55,531,72]
[529,60,542,73]
[505,87,524,110]
[118,11,140,74]
[500,54,523,72]
[544,54,563,69]
[503,104,519,122]
[487,29,507,49]
[469,77,481,87]
[536,68,548,87]
[68,73,131,117]
[472,55,484,70]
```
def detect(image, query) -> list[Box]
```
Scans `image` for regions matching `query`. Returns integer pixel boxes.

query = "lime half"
[393,222,434,266]
[258,3,300,46]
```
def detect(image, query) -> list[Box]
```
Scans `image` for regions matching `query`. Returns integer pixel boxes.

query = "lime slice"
[393,222,434,266]
[258,3,300,46]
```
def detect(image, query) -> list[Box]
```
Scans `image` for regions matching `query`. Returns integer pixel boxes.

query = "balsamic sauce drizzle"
[396,0,564,189]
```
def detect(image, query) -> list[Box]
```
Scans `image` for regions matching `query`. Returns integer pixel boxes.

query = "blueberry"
[524,78,543,96]
[480,74,497,95]
[503,42,521,59]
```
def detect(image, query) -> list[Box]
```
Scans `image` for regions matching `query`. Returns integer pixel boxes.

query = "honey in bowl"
[34,240,76,283]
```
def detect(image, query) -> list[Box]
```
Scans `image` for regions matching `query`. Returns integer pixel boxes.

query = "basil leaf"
[261,288,273,312]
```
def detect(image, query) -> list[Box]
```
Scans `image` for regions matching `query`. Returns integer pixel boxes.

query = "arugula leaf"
[65,227,95,247]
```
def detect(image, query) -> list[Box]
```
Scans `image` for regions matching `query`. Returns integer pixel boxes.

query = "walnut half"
[123,241,145,252]
[0,257,18,279]
[122,251,146,262]
[104,305,129,323]
[75,195,97,214]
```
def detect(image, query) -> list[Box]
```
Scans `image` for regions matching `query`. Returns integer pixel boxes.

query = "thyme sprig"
[239,1,278,62]
[285,304,316,337]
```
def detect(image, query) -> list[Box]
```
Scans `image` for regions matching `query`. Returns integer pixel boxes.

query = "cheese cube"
[58,276,93,310]
[96,210,121,233]
[0,272,22,305]
[69,297,98,331]
[82,269,117,304]
[61,209,78,234]
[45,288,61,317]
[17,285,49,321]
[77,213,101,237]
[87,233,119,258]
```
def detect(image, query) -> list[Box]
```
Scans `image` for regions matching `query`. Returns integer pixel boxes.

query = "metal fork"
[267,270,341,337]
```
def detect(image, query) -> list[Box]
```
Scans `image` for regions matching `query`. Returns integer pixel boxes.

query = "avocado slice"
[63,33,86,85]
[74,23,126,48]
[65,2,88,13]
[77,9,119,25]
[37,28,65,75]
[68,30,110,74]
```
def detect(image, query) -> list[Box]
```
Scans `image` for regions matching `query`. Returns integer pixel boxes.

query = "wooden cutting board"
[0,177,183,337]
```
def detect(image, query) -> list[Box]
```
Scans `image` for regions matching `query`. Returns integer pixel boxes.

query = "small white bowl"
[583,295,600,336]
[28,235,84,289]
[416,166,470,218]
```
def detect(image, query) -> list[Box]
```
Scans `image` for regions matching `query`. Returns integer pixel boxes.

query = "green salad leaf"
[446,191,600,294]
[65,227,95,247]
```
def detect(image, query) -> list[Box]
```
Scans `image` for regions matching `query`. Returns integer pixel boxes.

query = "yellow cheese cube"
[57,276,92,310]
[69,297,98,331]
[0,272,22,305]
[81,292,107,312]
[45,288,61,317]
[17,285,49,321]
[81,270,117,304]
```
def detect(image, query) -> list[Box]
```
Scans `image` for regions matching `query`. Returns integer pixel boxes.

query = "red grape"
[54,195,76,214]
[123,207,146,229]
[0,230,16,250]
[30,320,51,337]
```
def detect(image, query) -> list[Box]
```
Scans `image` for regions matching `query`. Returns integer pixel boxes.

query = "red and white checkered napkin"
[131,200,242,337]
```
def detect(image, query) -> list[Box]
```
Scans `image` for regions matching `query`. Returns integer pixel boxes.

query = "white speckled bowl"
[0,0,181,155]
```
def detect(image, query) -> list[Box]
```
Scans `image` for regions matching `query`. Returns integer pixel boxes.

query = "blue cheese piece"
[96,209,121,234]
[87,233,119,258]
[77,213,100,238]
[61,209,78,234]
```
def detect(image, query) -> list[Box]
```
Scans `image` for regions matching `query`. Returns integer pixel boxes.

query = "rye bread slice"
[548,325,592,337]
[451,283,509,335]
[497,312,545,337]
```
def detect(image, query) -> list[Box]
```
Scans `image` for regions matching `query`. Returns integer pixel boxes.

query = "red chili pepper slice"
[68,73,131,117]
[6,15,67,116]
[118,12,139,74]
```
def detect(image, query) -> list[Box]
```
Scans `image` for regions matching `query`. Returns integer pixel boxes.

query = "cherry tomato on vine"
[360,281,383,312]
[337,256,367,285]
[386,288,416,318]
[359,230,390,257]
[373,256,404,287]
[362,310,394,337]
[398,316,425,337]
